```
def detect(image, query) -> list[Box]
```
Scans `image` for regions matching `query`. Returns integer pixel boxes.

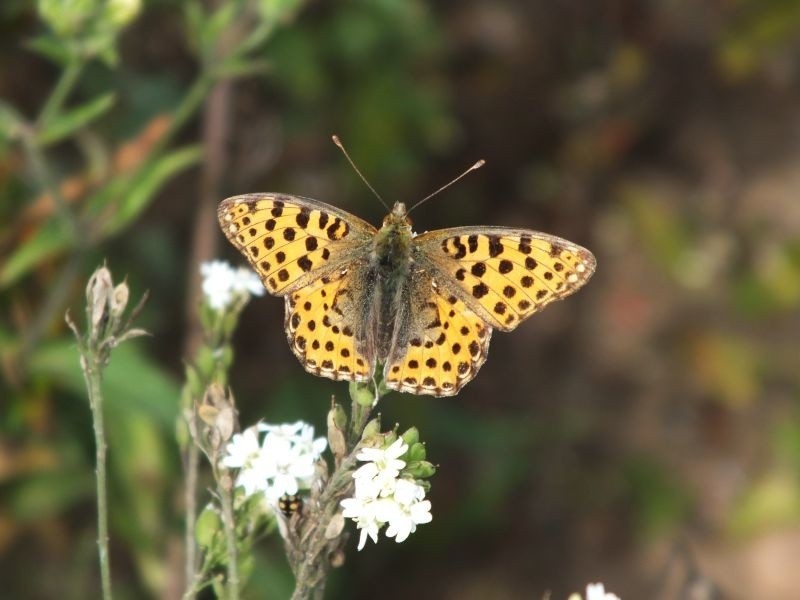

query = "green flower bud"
[195,345,216,379]
[349,380,375,407]
[195,505,222,548]
[407,442,426,462]
[401,427,419,446]
[105,0,141,28]
[220,345,234,370]
[330,402,347,431]
[38,0,96,37]
[327,402,347,460]
[360,417,381,442]
[404,460,436,479]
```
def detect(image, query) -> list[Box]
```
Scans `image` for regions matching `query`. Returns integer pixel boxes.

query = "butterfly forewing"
[414,227,596,332]
[218,194,376,295]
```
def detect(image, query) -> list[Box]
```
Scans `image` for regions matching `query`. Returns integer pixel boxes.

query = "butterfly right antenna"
[332,135,390,211]
[407,159,485,215]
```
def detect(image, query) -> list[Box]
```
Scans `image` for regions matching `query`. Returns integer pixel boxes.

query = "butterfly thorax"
[368,202,415,358]
[373,202,413,267]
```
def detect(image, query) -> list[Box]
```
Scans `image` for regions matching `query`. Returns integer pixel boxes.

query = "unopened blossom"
[200,260,264,311]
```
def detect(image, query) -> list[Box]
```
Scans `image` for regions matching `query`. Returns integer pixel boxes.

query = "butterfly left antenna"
[332,135,390,211]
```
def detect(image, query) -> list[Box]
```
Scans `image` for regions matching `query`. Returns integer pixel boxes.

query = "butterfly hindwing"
[285,266,375,382]
[414,227,596,332]
[384,271,492,396]
[218,194,376,295]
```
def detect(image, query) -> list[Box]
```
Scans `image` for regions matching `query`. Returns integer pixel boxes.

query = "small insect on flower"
[278,493,303,517]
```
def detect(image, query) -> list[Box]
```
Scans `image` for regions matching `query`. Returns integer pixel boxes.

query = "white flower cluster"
[220,421,327,503]
[340,438,432,551]
[200,260,264,311]
[568,583,621,600]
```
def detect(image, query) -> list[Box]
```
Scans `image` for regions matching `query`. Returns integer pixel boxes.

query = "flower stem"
[80,352,114,600]
[290,386,386,599]
[183,439,200,598]
[38,59,84,126]
[218,481,240,600]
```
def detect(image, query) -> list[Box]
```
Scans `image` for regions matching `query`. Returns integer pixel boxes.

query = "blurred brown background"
[2,0,800,598]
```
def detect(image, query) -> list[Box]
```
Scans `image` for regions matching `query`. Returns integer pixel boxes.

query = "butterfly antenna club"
[332,135,390,211]
[407,159,485,215]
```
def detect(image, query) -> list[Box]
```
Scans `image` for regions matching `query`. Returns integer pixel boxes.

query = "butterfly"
[218,194,595,396]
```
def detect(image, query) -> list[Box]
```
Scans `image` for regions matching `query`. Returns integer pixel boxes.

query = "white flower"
[353,438,408,498]
[261,432,315,501]
[583,583,621,600]
[356,438,408,471]
[384,479,431,543]
[200,260,264,311]
[220,421,326,501]
[341,439,432,550]
[220,428,269,497]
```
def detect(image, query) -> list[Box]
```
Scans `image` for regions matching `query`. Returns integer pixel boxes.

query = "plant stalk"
[218,482,240,600]
[81,352,114,600]
[38,59,84,126]
[183,439,200,598]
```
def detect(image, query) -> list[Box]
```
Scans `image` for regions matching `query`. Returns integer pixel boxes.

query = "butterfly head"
[382,201,412,230]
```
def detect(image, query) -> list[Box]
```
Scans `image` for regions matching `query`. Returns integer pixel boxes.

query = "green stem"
[38,59,84,127]
[218,481,240,600]
[81,352,114,600]
[291,386,387,599]
[183,440,200,598]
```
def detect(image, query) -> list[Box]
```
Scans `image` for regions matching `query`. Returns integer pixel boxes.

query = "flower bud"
[327,403,347,460]
[324,512,345,540]
[195,504,222,548]
[407,442,426,462]
[196,384,236,451]
[109,281,129,319]
[195,345,216,379]
[349,381,375,407]
[360,417,381,442]
[404,460,436,479]
[106,0,141,28]
[86,265,113,336]
[401,427,419,446]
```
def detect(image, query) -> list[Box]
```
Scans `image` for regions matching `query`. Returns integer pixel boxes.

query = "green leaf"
[37,92,116,146]
[28,338,180,428]
[0,99,24,143]
[213,58,272,79]
[26,34,73,66]
[99,145,201,237]
[8,469,94,520]
[0,218,74,288]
